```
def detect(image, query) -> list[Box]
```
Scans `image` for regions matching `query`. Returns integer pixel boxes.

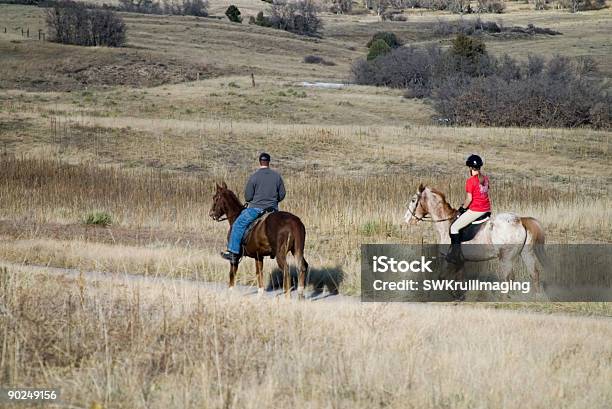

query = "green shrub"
[84,211,112,227]
[225,5,242,23]
[367,39,391,61]
[451,34,486,60]
[366,32,401,49]
[450,34,488,74]
[360,221,399,236]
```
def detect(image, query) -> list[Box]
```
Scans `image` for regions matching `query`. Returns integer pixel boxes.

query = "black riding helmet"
[466,154,483,169]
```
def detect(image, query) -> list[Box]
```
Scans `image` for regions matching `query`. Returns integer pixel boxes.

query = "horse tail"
[291,218,309,292]
[292,219,308,266]
[521,217,545,245]
[521,217,547,267]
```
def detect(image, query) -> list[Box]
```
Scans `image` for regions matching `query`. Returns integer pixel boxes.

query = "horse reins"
[407,193,457,223]
[211,202,248,222]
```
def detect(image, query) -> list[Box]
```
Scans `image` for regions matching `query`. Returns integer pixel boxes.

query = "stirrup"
[445,247,464,265]
[220,251,240,265]
[446,254,464,265]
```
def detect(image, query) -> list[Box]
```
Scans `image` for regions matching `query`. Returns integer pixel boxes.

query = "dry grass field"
[0,0,611,407]
[1,266,611,409]
[0,1,610,293]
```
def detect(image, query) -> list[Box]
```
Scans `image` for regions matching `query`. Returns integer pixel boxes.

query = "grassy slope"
[1,3,611,89]
[0,3,611,305]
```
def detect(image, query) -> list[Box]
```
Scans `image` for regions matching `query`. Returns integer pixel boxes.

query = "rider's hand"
[458,206,467,214]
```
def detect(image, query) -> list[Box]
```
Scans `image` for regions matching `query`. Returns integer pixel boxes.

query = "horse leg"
[291,222,308,300]
[255,257,264,297]
[521,249,540,293]
[499,256,515,282]
[292,252,308,300]
[451,265,466,301]
[276,252,291,299]
[228,263,238,289]
[496,244,521,280]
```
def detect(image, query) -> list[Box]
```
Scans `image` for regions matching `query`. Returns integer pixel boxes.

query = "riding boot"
[220,250,240,266]
[446,233,464,265]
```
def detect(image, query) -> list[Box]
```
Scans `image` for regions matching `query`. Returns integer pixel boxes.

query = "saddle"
[456,212,491,242]
[241,208,276,245]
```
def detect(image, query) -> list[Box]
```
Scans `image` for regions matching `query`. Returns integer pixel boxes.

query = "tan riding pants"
[450,210,488,235]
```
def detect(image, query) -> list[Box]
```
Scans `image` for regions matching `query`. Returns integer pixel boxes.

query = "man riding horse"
[220,152,286,266]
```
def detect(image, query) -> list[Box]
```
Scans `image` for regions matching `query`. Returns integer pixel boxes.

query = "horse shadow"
[266,265,345,296]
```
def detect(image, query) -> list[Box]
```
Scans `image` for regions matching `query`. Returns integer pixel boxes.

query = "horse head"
[209,182,229,221]
[404,183,428,225]
[405,184,457,225]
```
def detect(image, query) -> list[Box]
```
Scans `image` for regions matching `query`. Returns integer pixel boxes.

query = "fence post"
[38,29,41,40]
[27,28,29,38]
[21,28,24,36]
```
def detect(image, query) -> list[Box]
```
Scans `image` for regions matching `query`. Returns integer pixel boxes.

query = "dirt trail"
[4,260,611,319]
[1,260,355,303]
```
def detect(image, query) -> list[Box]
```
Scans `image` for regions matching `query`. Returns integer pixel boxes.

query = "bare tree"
[46,0,126,47]
[118,0,209,15]
[119,0,162,13]
[268,0,322,36]
[327,0,352,13]
[561,0,605,12]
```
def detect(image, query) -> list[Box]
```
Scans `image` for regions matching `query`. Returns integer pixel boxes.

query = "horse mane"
[222,188,244,209]
[428,187,456,214]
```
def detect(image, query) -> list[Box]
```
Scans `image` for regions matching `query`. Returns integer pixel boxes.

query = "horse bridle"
[211,201,248,222]
[406,193,456,223]
[212,214,228,222]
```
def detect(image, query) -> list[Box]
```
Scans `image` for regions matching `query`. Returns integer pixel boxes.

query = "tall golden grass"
[0,156,609,293]
[1,266,611,409]
[1,156,604,233]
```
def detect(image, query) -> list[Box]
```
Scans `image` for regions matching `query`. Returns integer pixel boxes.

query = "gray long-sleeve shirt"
[244,167,286,210]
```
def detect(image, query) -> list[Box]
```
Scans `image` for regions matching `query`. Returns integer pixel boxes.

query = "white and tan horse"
[404,184,545,289]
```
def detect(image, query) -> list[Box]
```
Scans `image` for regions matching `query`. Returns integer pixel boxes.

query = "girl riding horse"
[447,154,491,264]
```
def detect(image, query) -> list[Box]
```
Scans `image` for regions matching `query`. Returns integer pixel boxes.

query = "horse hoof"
[450,290,465,301]
[257,288,264,297]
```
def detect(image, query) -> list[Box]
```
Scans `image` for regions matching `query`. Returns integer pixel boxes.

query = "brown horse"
[209,182,309,299]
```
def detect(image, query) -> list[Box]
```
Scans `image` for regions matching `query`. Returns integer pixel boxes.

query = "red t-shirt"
[466,175,491,212]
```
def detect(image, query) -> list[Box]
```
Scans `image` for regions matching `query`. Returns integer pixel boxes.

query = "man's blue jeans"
[228,207,264,254]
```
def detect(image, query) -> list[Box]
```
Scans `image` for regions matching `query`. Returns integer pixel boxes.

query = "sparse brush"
[360,220,399,237]
[84,211,113,227]
[303,55,336,65]
[366,31,402,48]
